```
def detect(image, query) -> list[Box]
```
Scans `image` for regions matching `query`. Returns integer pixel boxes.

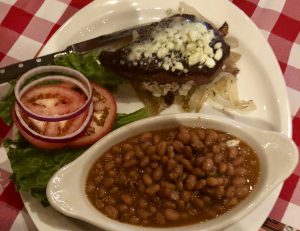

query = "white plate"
[20,0,291,230]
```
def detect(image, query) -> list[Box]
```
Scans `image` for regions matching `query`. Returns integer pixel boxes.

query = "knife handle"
[0,50,68,84]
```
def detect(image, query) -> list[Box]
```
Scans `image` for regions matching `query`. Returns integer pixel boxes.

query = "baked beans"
[86,126,260,227]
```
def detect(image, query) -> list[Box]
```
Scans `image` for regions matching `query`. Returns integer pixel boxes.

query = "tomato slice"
[12,108,66,149]
[21,85,85,116]
[13,82,116,149]
[68,82,117,148]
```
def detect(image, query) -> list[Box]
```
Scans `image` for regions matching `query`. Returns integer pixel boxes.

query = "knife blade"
[0,22,154,84]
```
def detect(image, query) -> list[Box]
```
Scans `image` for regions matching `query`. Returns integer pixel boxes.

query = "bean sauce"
[86,126,260,227]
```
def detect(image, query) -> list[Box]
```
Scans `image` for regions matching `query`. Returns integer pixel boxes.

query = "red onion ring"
[14,103,94,143]
[15,66,92,122]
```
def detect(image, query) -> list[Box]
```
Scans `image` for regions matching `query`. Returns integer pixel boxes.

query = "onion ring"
[15,65,92,122]
[14,103,94,143]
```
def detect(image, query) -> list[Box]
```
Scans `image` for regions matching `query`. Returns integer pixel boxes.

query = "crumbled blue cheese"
[126,21,223,73]
[142,80,194,97]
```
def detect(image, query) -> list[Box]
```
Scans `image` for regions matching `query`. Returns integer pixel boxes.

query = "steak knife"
[0,22,154,84]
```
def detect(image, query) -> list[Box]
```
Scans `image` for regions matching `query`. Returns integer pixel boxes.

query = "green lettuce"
[4,137,86,206]
[53,52,123,90]
[0,80,16,125]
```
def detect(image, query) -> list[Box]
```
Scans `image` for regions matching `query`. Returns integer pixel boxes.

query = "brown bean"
[173,140,184,152]
[141,141,152,151]
[150,162,159,169]
[153,134,161,144]
[170,190,180,201]
[176,181,184,191]
[130,216,140,225]
[161,156,168,164]
[181,191,191,202]
[146,146,156,156]
[155,213,166,225]
[153,167,163,181]
[134,146,144,158]
[157,141,167,155]
[195,179,207,190]
[212,144,221,153]
[202,158,214,172]
[193,167,205,177]
[86,183,95,193]
[232,176,247,186]
[233,156,244,166]
[104,161,115,171]
[181,158,193,172]
[167,159,177,172]
[185,174,197,190]
[226,163,235,176]
[137,209,151,219]
[225,186,236,198]
[95,200,105,209]
[124,159,137,168]
[218,162,228,173]
[104,195,116,205]
[138,198,148,208]
[235,185,249,198]
[140,156,150,167]
[235,167,247,176]
[104,153,113,161]
[118,203,128,212]
[183,146,193,158]
[167,146,175,159]
[194,198,205,208]
[140,132,152,142]
[228,147,238,159]
[97,187,106,198]
[214,152,224,163]
[102,178,114,188]
[124,150,135,161]
[123,143,133,151]
[165,200,176,209]
[112,146,122,154]
[104,206,118,219]
[145,184,160,196]
[142,174,153,186]
[177,129,190,144]
[196,128,205,140]
[204,130,218,146]
[164,209,180,221]
[121,194,134,205]
[207,177,218,186]
[195,156,205,166]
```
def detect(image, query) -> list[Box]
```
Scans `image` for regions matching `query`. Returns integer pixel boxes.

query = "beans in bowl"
[86,126,260,227]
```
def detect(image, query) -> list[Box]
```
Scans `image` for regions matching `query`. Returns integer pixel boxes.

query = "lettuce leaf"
[0,80,16,125]
[4,137,86,206]
[53,52,123,91]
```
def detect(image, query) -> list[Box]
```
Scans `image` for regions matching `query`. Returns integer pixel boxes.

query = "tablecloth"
[0,0,299,230]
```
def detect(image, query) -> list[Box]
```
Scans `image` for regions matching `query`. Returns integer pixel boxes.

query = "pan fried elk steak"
[99,14,230,85]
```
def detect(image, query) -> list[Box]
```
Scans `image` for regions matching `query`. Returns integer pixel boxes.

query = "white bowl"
[46,113,298,231]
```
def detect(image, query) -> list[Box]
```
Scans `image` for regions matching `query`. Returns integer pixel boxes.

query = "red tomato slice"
[21,85,85,116]
[12,108,66,149]
[68,82,117,148]
[13,82,116,149]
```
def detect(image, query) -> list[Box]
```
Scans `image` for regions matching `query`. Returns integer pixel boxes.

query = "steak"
[99,14,230,85]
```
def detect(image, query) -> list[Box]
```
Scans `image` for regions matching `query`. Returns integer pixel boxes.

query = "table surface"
[0,0,299,230]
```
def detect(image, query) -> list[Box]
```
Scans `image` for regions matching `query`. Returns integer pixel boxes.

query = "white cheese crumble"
[125,21,223,73]
[142,80,194,97]
[226,139,240,147]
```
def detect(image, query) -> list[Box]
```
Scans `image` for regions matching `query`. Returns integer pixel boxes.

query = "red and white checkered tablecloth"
[0,0,299,230]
